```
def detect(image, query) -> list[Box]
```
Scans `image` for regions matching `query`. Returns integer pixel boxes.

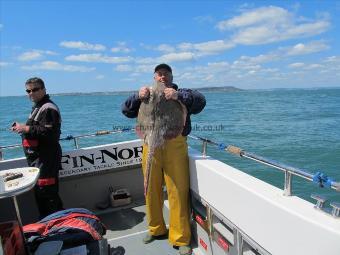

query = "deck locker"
[191,195,213,255]
[211,213,236,255]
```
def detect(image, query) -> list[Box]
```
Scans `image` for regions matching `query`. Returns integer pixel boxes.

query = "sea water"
[1,88,339,203]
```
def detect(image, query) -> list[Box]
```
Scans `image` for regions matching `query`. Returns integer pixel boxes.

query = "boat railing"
[0,128,134,161]
[188,134,340,217]
[58,128,135,149]
[1,129,339,216]
[189,134,340,192]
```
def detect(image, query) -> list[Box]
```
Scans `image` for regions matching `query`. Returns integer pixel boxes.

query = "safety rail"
[0,128,135,161]
[1,129,339,199]
[59,128,135,149]
[0,144,22,161]
[188,134,340,197]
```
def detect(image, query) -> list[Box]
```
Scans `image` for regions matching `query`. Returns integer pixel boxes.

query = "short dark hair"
[154,63,172,73]
[25,77,45,89]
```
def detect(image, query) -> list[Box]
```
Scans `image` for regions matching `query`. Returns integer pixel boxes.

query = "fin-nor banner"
[59,140,143,177]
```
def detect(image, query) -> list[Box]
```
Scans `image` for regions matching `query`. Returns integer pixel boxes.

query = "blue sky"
[1,0,340,96]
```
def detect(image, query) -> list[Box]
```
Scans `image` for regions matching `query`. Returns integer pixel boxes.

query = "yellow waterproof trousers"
[142,135,191,246]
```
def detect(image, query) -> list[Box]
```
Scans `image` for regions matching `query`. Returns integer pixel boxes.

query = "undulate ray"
[136,81,186,196]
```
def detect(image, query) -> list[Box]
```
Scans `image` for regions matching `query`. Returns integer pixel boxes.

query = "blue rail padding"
[323,175,334,187]
[312,171,334,188]
[312,171,322,183]
[218,143,226,150]
[60,135,74,140]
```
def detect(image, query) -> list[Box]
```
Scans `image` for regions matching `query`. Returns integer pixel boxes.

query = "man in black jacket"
[12,77,63,218]
[122,64,206,255]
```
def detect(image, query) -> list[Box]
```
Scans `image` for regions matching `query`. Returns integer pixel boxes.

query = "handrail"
[1,130,339,196]
[188,134,340,196]
[59,128,134,149]
[0,128,135,160]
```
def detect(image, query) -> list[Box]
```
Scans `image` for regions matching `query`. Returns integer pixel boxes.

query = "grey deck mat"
[99,202,179,255]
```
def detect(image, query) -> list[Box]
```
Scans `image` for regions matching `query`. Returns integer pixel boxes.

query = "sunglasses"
[26,87,42,94]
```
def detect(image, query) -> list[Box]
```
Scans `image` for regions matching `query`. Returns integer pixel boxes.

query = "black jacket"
[22,95,62,178]
[121,84,206,136]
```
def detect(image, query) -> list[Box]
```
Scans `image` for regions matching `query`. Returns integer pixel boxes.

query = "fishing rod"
[188,134,340,194]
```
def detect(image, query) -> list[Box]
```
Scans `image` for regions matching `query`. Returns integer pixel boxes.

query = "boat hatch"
[191,192,272,255]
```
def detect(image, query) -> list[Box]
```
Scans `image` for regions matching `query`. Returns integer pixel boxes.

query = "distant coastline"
[4,86,340,97]
[50,86,242,96]
[195,86,242,93]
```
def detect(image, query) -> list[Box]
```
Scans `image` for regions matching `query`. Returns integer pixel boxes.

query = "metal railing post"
[0,149,3,161]
[74,138,79,149]
[202,140,207,157]
[284,171,292,196]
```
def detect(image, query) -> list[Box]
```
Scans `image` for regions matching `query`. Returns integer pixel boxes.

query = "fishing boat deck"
[1,139,340,255]
[100,200,180,255]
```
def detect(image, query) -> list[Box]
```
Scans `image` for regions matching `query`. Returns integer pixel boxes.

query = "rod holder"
[330,202,340,217]
[311,194,327,209]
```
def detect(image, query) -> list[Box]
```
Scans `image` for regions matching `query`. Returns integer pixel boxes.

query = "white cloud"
[304,64,323,70]
[134,65,154,73]
[217,6,291,30]
[232,25,281,45]
[21,61,95,72]
[289,62,305,68]
[262,68,279,73]
[95,75,105,79]
[179,40,235,56]
[285,41,329,56]
[115,65,133,72]
[156,44,176,53]
[232,61,262,70]
[18,50,56,62]
[18,51,42,61]
[323,56,340,63]
[175,54,340,89]
[134,57,189,72]
[238,53,279,64]
[216,6,330,45]
[111,42,132,53]
[135,57,156,65]
[207,61,229,69]
[158,6,329,63]
[284,20,329,38]
[60,41,106,51]
[231,41,329,70]
[0,62,11,67]
[159,52,195,63]
[65,53,132,63]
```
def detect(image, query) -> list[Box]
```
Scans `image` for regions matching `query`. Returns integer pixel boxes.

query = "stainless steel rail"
[1,130,339,197]
[0,128,134,160]
[0,144,22,161]
[188,134,340,196]
[59,128,135,149]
